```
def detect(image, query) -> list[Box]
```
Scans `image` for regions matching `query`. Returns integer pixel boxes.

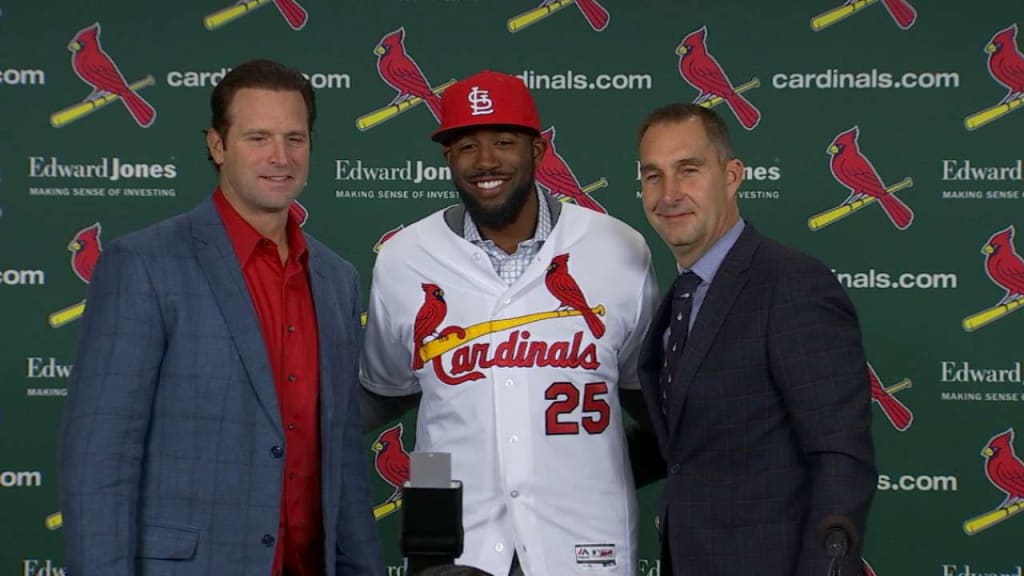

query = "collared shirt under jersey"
[464,187,553,285]
[214,189,324,576]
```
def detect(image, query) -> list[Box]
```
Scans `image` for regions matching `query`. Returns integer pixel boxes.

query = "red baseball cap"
[431,70,542,143]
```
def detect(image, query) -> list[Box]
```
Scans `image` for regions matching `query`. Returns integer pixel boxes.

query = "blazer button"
[270,445,284,458]
[262,533,275,547]
[669,464,681,475]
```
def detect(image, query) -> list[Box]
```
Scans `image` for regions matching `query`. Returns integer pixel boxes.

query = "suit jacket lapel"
[306,247,339,435]
[190,198,282,435]
[668,225,762,435]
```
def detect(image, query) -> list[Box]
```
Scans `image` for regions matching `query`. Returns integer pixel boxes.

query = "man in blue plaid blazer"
[59,60,383,576]
[635,103,877,575]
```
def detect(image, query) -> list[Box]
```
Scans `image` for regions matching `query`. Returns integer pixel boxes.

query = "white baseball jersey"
[361,202,658,576]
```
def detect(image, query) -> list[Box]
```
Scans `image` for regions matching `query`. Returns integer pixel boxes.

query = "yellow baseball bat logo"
[50,76,155,128]
[808,178,913,231]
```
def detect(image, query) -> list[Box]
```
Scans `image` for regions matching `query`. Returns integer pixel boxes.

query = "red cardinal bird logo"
[545,253,605,339]
[68,23,155,127]
[986,24,1024,105]
[982,226,1024,306]
[69,223,103,284]
[536,127,606,214]
[413,283,448,370]
[811,0,916,31]
[374,28,443,123]
[982,428,1024,509]
[539,0,609,31]
[372,423,411,504]
[867,363,913,431]
[373,224,406,254]
[676,26,760,130]
[827,127,914,230]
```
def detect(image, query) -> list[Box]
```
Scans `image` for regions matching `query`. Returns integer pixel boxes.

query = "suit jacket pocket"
[138,523,200,560]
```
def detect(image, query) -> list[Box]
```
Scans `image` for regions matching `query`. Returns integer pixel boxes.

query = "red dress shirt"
[215,190,324,576]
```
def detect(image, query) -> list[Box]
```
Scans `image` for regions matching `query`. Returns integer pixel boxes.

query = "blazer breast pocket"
[137,523,200,560]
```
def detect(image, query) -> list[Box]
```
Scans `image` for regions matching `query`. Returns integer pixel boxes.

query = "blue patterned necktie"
[659,271,702,415]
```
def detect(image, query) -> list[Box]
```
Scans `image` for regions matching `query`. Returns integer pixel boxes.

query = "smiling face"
[444,127,546,231]
[639,117,743,268]
[206,87,310,223]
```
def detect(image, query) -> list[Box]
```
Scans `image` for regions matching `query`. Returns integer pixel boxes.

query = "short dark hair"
[637,103,733,163]
[207,59,315,168]
[210,59,315,136]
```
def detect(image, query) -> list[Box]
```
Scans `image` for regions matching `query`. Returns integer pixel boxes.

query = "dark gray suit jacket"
[638,224,876,575]
[59,197,384,575]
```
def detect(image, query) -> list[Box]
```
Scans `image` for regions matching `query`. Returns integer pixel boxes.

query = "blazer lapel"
[668,225,762,435]
[306,247,340,436]
[190,198,282,435]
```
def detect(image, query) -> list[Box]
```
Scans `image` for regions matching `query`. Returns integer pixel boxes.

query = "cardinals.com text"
[0,67,46,85]
[517,69,653,91]
[832,269,958,290]
[0,269,46,286]
[772,69,960,89]
[877,474,959,492]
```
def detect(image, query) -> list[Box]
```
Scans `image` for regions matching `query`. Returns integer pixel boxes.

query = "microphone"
[824,527,848,558]
[817,515,859,576]
[401,452,464,575]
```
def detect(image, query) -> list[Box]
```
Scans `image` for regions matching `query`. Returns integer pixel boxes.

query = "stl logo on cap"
[810,0,916,32]
[965,24,1024,131]
[468,86,494,116]
[962,225,1024,332]
[203,0,308,31]
[51,23,156,129]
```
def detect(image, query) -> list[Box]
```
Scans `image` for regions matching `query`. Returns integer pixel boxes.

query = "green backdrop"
[1,1,1022,574]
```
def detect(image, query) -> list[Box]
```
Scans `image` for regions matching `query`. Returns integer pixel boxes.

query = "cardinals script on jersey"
[362,202,657,576]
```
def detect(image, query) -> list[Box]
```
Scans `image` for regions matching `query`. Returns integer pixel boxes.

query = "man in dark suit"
[59,59,384,576]
[635,103,876,575]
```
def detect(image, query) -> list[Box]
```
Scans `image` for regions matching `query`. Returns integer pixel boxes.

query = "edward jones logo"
[938,361,1023,403]
[941,160,1022,201]
[635,162,782,200]
[507,0,609,33]
[810,0,917,31]
[334,159,456,201]
[204,0,308,31]
[22,559,67,576]
[27,157,177,199]
[52,22,155,128]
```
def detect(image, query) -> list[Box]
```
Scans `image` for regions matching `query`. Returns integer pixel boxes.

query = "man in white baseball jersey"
[360,70,658,576]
